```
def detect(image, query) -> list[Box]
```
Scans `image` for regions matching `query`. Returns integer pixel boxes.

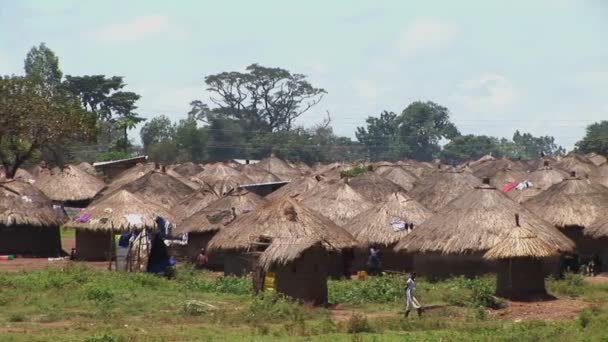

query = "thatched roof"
[524,174,608,228]
[265,176,323,200]
[506,188,544,204]
[106,163,156,193]
[0,180,65,227]
[195,173,254,197]
[484,217,560,260]
[585,153,607,167]
[299,179,373,226]
[585,213,608,239]
[596,164,608,188]
[256,157,302,181]
[347,172,405,202]
[473,158,525,178]
[173,208,220,235]
[555,154,598,178]
[171,186,220,222]
[118,170,195,209]
[198,189,266,223]
[409,170,480,211]
[395,181,574,254]
[489,167,526,189]
[66,190,175,232]
[238,164,281,184]
[376,166,418,191]
[344,192,432,246]
[195,163,241,179]
[0,167,37,183]
[34,165,105,202]
[398,161,436,179]
[171,162,204,178]
[525,164,568,190]
[76,162,97,176]
[315,163,354,179]
[259,238,320,270]
[165,168,202,190]
[207,197,356,252]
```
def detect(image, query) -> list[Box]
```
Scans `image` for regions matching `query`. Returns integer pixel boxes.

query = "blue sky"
[1,0,607,149]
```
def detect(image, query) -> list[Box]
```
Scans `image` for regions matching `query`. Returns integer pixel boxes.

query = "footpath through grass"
[0,265,606,341]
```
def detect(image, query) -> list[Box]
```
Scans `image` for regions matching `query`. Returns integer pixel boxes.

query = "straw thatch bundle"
[34,165,106,202]
[256,157,302,181]
[265,176,323,200]
[258,237,319,270]
[344,192,432,246]
[555,154,598,177]
[524,174,608,228]
[484,217,560,260]
[409,170,480,211]
[395,181,574,254]
[171,186,220,221]
[106,163,156,193]
[208,197,356,252]
[489,167,526,189]
[119,170,195,209]
[198,189,266,222]
[347,171,405,202]
[0,180,65,227]
[376,166,418,191]
[66,190,175,232]
[238,164,281,184]
[300,179,373,226]
[76,162,97,176]
[171,162,204,178]
[585,153,607,167]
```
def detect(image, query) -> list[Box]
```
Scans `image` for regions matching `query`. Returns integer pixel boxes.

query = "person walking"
[367,245,382,276]
[405,272,422,317]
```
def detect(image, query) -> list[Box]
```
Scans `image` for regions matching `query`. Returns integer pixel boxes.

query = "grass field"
[0,265,606,341]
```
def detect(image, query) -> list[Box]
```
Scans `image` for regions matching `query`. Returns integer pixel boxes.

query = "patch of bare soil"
[585,275,608,285]
[329,304,448,322]
[491,298,589,321]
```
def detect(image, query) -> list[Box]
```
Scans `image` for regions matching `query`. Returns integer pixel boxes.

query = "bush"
[578,309,592,329]
[442,277,505,309]
[548,273,587,297]
[181,300,209,316]
[184,274,252,295]
[84,285,115,303]
[329,274,404,305]
[340,167,368,179]
[346,313,372,334]
[7,313,26,322]
[246,293,309,323]
[97,151,132,162]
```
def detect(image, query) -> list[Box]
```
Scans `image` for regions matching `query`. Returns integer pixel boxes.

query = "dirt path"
[491,298,590,321]
[585,275,608,285]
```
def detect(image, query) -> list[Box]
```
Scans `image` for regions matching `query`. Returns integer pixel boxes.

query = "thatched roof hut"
[555,154,598,178]
[526,162,569,190]
[265,176,323,200]
[171,186,220,222]
[118,170,196,209]
[34,165,106,204]
[106,163,156,193]
[238,164,281,184]
[347,172,405,202]
[489,167,526,189]
[76,162,97,176]
[208,197,356,252]
[195,163,241,179]
[524,173,608,229]
[585,214,608,239]
[484,215,561,299]
[165,168,201,190]
[376,166,418,191]
[66,190,175,232]
[0,180,65,256]
[172,208,219,236]
[256,157,302,181]
[171,162,204,178]
[395,180,574,255]
[197,189,266,225]
[299,179,373,226]
[344,192,432,247]
[473,158,525,178]
[585,153,607,167]
[409,170,480,211]
[195,173,255,197]
[398,161,436,179]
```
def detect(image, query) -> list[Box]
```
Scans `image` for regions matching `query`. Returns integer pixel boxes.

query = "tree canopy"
[575,121,608,156]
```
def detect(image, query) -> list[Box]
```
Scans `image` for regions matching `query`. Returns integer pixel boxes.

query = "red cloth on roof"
[502,182,518,193]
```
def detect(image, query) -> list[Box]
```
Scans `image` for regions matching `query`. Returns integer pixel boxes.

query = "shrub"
[340,167,368,179]
[547,273,587,297]
[84,285,115,303]
[84,334,125,342]
[578,309,592,329]
[346,313,372,334]
[246,293,309,323]
[185,275,252,295]
[7,313,26,322]
[442,277,505,309]
[181,300,209,316]
[329,274,404,305]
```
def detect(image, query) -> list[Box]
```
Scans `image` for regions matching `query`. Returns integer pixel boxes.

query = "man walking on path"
[405,272,422,317]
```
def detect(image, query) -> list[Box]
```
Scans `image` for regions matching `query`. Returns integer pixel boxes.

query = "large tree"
[355,111,404,161]
[24,43,62,96]
[575,121,608,156]
[507,130,565,159]
[204,64,326,132]
[0,76,97,178]
[140,115,176,152]
[440,135,503,164]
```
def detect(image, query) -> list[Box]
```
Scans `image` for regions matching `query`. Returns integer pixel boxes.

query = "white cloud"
[450,73,517,113]
[353,79,387,100]
[573,71,608,88]
[396,18,458,56]
[93,15,184,43]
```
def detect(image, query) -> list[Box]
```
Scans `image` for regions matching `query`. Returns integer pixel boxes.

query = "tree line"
[1,43,607,177]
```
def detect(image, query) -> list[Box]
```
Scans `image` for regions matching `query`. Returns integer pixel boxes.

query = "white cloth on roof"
[391,217,407,232]
[125,214,143,225]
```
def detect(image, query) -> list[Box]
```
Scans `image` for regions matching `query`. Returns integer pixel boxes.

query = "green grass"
[0,266,606,341]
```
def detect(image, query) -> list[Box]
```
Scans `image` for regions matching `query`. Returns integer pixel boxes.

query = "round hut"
[408,170,480,212]
[484,214,562,299]
[473,158,525,179]
[347,171,405,202]
[489,167,526,190]
[395,178,573,277]
[171,162,205,178]
[555,154,598,178]
[238,164,281,184]
[585,153,607,167]
[76,162,97,176]
[171,208,221,266]
[195,189,266,225]
[171,186,220,222]
[119,170,196,209]
[594,164,608,188]
[0,180,65,256]
[165,168,202,190]
[265,176,323,201]
[66,190,175,261]
[256,156,302,181]
[376,166,418,191]
[524,172,608,264]
[34,165,106,207]
[299,179,373,226]
[208,198,357,304]
[506,161,568,203]
[344,192,432,271]
[105,163,156,193]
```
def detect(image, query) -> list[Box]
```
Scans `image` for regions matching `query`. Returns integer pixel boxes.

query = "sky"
[1,0,607,149]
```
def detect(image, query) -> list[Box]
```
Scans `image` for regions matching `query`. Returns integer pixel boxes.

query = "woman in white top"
[405,272,422,317]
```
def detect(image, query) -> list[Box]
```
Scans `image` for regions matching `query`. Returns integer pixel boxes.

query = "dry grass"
[119,170,196,209]
[266,176,323,200]
[258,238,319,270]
[555,154,599,178]
[585,153,607,167]
[347,171,405,202]
[585,213,608,239]
[195,189,266,224]
[484,225,560,259]
[171,162,204,177]
[376,166,418,191]
[0,180,65,227]
[395,183,574,254]
[409,170,480,211]
[524,176,608,228]
[344,192,432,246]
[66,190,175,232]
[238,164,281,183]
[256,157,302,181]
[171,187,220,222]
[35,165,105,202]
